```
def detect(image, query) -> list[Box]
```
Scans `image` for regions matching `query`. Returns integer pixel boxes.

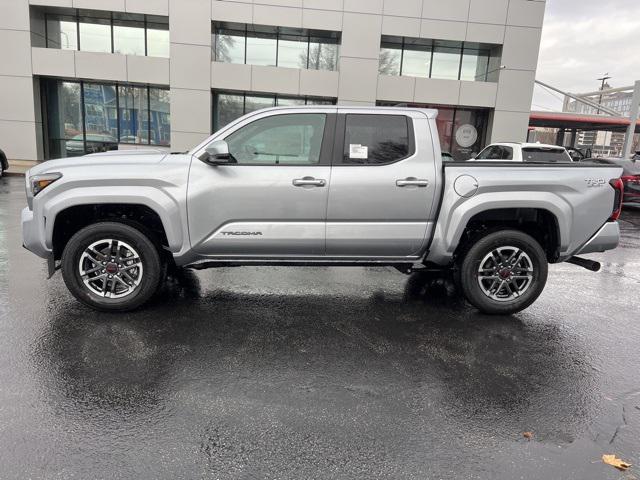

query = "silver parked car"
[22,107,623,314]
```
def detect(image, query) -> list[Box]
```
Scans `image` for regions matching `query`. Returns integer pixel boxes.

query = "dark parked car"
[0,148,8,177]
[583,157,640,208]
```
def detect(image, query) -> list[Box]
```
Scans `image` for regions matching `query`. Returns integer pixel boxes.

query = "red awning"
[529,111,640,132]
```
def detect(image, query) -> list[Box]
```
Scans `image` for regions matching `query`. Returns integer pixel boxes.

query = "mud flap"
[47,254,58,279]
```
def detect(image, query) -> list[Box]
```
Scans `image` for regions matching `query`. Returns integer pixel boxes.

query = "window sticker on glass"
[349,144,368,159]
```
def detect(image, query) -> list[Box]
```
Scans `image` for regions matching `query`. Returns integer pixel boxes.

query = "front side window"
[343,115,411,165]
[225,114,326,165]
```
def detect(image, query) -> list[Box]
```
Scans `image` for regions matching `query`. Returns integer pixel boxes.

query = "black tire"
[459,230,548,315]
[61,222,163,312]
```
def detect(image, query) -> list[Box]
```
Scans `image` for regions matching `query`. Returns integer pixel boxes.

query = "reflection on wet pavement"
[1,176,639,479]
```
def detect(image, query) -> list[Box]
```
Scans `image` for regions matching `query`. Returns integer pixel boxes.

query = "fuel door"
[454,175,479,198]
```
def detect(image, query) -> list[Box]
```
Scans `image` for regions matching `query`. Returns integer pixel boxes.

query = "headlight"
[30,172,62,196]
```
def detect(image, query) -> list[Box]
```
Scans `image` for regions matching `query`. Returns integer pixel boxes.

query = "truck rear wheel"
[459,230,548,315]
[61,222,163,312]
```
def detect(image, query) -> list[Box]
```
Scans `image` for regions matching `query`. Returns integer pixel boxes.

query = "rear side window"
[522,148,572,163]
[342,114,413,165]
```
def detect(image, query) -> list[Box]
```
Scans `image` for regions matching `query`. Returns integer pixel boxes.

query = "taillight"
[621,175,640,184]
[609,178,624,221]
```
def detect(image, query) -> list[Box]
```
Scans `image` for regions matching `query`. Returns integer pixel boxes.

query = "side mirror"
[204,140,235,165]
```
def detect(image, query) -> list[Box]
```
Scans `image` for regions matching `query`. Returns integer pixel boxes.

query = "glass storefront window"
[214,93,245,132]
[308,37,338,71]
[379,38,402,76]
[213,91,336,131]
[214,28,246,63]
[79,16,112,53]
[278,35,309,69]
[379,36,499,83]
[246,32,277,66]
[46,15,78,50]
[149,88,171,146]
[402,39,431,78]
[113,17,145,56]
[83,83,118,153]
[118,85,148,143]
[451,108,487,160]
[213,23,340,71]
[147,22,170,58]
[460,47,490,82]
[244,94,276,114]
[431,43,462,80]
[42,78,170,159]
[44,10,169,57]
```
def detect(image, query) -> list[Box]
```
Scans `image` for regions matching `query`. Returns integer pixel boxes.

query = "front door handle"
[396,177,429,188]
[293,177,326,187]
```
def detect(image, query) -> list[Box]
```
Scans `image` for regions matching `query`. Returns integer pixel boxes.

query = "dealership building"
[0,0,545,162]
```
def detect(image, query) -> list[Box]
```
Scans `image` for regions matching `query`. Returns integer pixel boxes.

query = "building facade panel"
[75,51,128,81]
[468,0,509,24]
[421,0,470,22]
[126,0,169,16]
[3,0,546,162]
[211,61,252,91]
[419,19,466,42]
[210,0,253,23]
[501,26,542,71]
[465,23,505,44]
[127,55,170,85]
[381,15,421,38]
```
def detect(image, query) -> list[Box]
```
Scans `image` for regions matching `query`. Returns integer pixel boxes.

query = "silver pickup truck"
[22,107,624,315]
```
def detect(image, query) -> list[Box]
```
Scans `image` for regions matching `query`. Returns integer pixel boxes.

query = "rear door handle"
[396,177,429,188]
[293,177,326,187]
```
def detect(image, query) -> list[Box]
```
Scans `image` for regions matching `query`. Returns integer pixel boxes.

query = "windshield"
[522,148,572,163]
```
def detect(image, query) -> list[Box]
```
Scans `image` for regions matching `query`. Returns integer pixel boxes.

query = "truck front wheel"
[459,230,548,315]
[61,222,163,312]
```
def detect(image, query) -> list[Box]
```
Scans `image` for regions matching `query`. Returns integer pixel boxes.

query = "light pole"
[596,74,612,114]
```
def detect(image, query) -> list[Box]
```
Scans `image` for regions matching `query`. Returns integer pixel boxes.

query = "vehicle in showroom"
[22,107,624,315]
[471,142,573,163]
[582,157,640,207]
[0,148,8,177]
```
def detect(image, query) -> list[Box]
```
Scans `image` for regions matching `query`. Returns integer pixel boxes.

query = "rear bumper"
[576,221,620,255]
[22,207,50,259]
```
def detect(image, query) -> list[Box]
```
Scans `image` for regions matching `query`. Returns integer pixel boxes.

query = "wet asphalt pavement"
[1,175,639,480]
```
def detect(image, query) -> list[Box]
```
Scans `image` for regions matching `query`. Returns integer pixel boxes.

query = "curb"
[4,171,26,177]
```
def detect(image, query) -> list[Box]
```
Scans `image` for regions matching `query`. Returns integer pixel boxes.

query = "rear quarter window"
[342,114,413,165]
[522,148,572,163]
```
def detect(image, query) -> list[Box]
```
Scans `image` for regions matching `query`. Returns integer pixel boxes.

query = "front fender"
[38,186,185,253]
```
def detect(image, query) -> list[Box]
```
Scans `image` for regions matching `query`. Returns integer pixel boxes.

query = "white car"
[471,143,573,163]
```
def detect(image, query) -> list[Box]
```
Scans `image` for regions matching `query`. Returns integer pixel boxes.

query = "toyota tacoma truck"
[22,107,624,315]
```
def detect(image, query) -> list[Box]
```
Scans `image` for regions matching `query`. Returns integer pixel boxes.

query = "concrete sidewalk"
[4,160,38,176]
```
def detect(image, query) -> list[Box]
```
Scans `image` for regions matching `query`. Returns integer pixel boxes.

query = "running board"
[187,260,417,270]
[566,256,601,272]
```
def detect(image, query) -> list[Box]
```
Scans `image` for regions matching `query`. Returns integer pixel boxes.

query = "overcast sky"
[532,0,640,111]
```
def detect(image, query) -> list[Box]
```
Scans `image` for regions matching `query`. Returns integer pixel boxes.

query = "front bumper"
[576,221,620,255]
[21,207,51,259]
